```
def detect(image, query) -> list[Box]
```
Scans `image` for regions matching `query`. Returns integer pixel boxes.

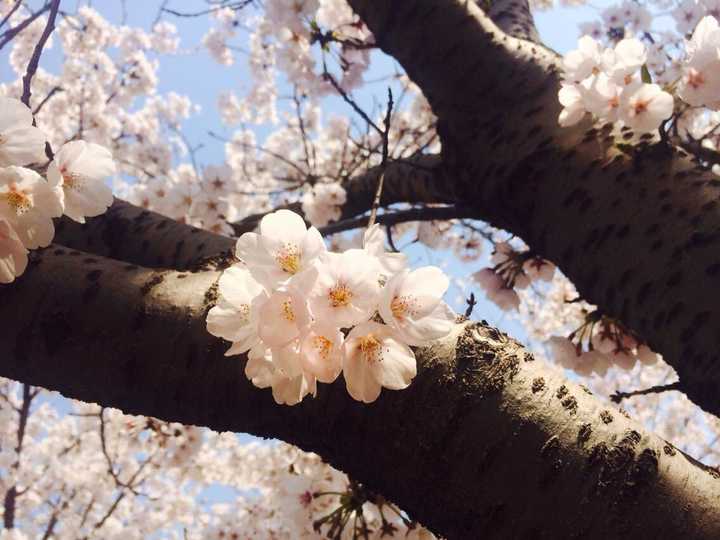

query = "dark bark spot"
[531,377,545,393]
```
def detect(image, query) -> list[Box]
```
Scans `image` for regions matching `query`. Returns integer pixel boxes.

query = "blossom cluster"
[678,15,720,109]
[560,15,720,134]
[207,209,456,405]
[546,314,659,376]
[0,97,115,283]
[558,36,674,132]
[473,242,556,312]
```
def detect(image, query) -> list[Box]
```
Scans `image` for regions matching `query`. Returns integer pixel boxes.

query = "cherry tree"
[4,0,720,538]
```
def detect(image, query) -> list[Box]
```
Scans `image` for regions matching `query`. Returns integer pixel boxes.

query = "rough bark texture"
[2,247,720,539]
[347,0,720,418]
[53,199,235,271]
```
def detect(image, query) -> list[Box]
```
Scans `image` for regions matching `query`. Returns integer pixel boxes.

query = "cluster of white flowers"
[207,209,456,404]
[678,15,720,109]
[558,36,674,132]
[546,317,659,377]
[473,242,555,312]
[0,97,115,283]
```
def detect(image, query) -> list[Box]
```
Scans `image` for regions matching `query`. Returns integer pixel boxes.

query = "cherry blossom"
[206,265,267,356]
[342,321,417,403]
[235,209,326,288]
[46,140,116,223]
[0,218,27,284]
[0,97,47,167]
[0,166,62,249]
[679,15,720,109]
[304,250,381,328]
[379,267,455,346]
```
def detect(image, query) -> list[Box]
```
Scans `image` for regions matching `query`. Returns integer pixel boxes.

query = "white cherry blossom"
[0,166,62,249]
[258,290,310,348]
[304,250,380,328]
[46,140,116,223]
[679,16,720,109]
[206,265,267,356]
[379,266,455,346]
[563,35,603,83]
[0,97,47,167]
[620,83,674,132]
[235,209,326,288]
[342,321,416,403]
[299,324,344,383]
[0,218,27,283]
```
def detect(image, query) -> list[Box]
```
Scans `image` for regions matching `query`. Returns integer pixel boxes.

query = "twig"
[0,2,51,50]
[161,1,253,18]
[0,0,23,30]
[610,381,680,403]
[322,63,384,137]
[465,293,477,318]
[32,85,63,115]
[20,0,60,107]
[367,88,393,228]
[319,205,474,236]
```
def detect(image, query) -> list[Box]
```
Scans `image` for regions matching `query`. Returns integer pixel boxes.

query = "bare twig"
[319,205,474,236]
[465,293,477,318]
[0,1,51,51]
[20,0,60,107]
[0,0,23,30]
[367,88,393,228]
[610,381,681,403]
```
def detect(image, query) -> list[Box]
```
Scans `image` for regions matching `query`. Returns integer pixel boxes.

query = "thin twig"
[465,293,477,318]
[0,2,51,50]
[0,0,23,30]
[320,205,474,236]
[367,88,393,228]
[610,381,681,403]
[20,0,60,107]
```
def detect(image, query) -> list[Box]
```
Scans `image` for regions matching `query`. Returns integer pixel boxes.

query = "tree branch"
[1,248,720,538]
[345,0,720,418]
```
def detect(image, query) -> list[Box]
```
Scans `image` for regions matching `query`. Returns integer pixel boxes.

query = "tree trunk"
[2,247,720,539]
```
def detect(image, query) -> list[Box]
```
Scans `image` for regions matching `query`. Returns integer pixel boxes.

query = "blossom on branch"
[207,209,456,405]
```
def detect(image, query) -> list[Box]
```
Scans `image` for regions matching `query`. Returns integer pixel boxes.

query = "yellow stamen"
[282,299,295,322]
[0,186,31,215]
[312,335,333,359]
[61,168,84,190]
[328,283,353,307]
[276,243,301,274]
[359,335,381,363]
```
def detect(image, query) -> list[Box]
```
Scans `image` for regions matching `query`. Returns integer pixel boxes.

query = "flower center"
[237,303,250,324]
[299,490,313,507]
[276,243,301,274]
[312,335,333,359]
[328,283,353,307]
[281,299,295,322]
[390,295,417,321]
[688,68,705,89]
[1,185,32,215]
[62,170,84,190]
[633,100,648,115]
[358,335,381,363]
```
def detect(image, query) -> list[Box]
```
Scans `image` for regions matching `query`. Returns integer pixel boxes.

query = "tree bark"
[1,248,720,538]
[347,0,720,418]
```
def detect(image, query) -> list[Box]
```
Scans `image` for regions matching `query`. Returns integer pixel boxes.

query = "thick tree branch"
[346,0,720,418]
[53,199,235,271]
[1,249,720,538]
[55,154,453,270]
